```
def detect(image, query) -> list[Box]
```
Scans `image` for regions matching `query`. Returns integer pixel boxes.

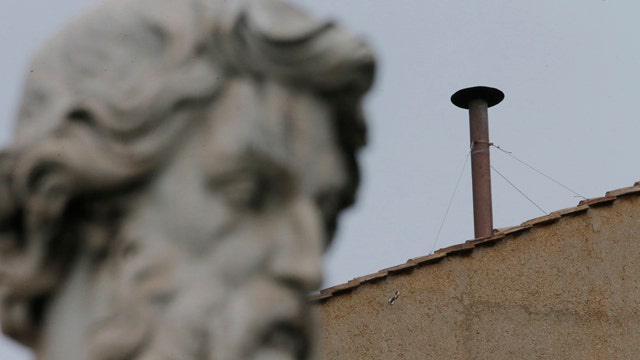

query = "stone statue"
[0,0,375,358]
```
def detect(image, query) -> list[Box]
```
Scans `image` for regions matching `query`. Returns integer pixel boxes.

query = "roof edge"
[310,180,640,303]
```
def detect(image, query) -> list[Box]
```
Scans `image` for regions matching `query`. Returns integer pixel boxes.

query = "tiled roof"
[309,181,640,303]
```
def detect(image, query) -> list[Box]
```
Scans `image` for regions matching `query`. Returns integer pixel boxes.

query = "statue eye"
[208,169,293,212]
[66,108,94,126]
[215,172,265,210]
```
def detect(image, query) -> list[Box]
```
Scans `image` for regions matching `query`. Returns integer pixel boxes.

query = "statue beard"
[86,271,314,360]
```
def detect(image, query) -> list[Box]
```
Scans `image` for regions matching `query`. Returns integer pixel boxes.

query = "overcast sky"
[2,1,640,358]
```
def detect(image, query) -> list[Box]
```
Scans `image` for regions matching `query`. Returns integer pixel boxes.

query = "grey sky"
[2,1,639,358]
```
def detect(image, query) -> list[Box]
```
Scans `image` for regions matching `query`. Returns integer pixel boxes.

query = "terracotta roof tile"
[497,224,533,236]
[551,205,589,217]
[383,262,417,275]
[606,184,640,198]
[435,242,475,256]
[308,292,333,302]
[521,213,562,227]
[310,180,640,303]
[466,233,505,248]
[408,252,447,267]
[324,282,356,296]
[319,287,334,294]
[578,196,617,207]
[358,271,389,285]
[346,278,363,287]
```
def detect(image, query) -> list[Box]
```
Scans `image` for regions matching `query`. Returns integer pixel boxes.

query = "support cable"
[431,151,470,254]
[491,144,587,200]
[491,165,547,215]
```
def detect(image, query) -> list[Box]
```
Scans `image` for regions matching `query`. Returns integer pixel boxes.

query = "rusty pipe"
[451,86,504,239]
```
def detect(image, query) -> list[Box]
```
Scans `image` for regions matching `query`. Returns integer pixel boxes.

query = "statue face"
[1,1,373,357]
[106,78,348,359]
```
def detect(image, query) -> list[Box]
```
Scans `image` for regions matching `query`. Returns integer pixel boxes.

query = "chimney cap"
[451,86,504,109]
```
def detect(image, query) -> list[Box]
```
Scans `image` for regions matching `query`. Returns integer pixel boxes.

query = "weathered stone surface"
[0,1,375,359]
[315,195,640,359]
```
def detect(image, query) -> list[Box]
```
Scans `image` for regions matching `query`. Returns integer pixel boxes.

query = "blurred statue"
[0,0,375,358]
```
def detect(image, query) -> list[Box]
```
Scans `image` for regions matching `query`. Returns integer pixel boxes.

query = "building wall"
[315,195,640,359]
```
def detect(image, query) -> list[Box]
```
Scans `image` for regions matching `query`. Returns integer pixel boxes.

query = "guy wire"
[431,151,470,254]
[492,144,587,200]
[491,165,547,215]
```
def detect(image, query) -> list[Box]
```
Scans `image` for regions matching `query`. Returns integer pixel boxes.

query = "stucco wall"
[315,195,640,359]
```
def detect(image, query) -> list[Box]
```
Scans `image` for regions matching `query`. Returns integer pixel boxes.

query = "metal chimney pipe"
[451,86,504,239]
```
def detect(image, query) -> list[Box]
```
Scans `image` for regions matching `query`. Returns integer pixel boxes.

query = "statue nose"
[267,199,324,291]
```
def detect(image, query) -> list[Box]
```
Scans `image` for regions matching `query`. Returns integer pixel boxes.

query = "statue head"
[0,0,374,358]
